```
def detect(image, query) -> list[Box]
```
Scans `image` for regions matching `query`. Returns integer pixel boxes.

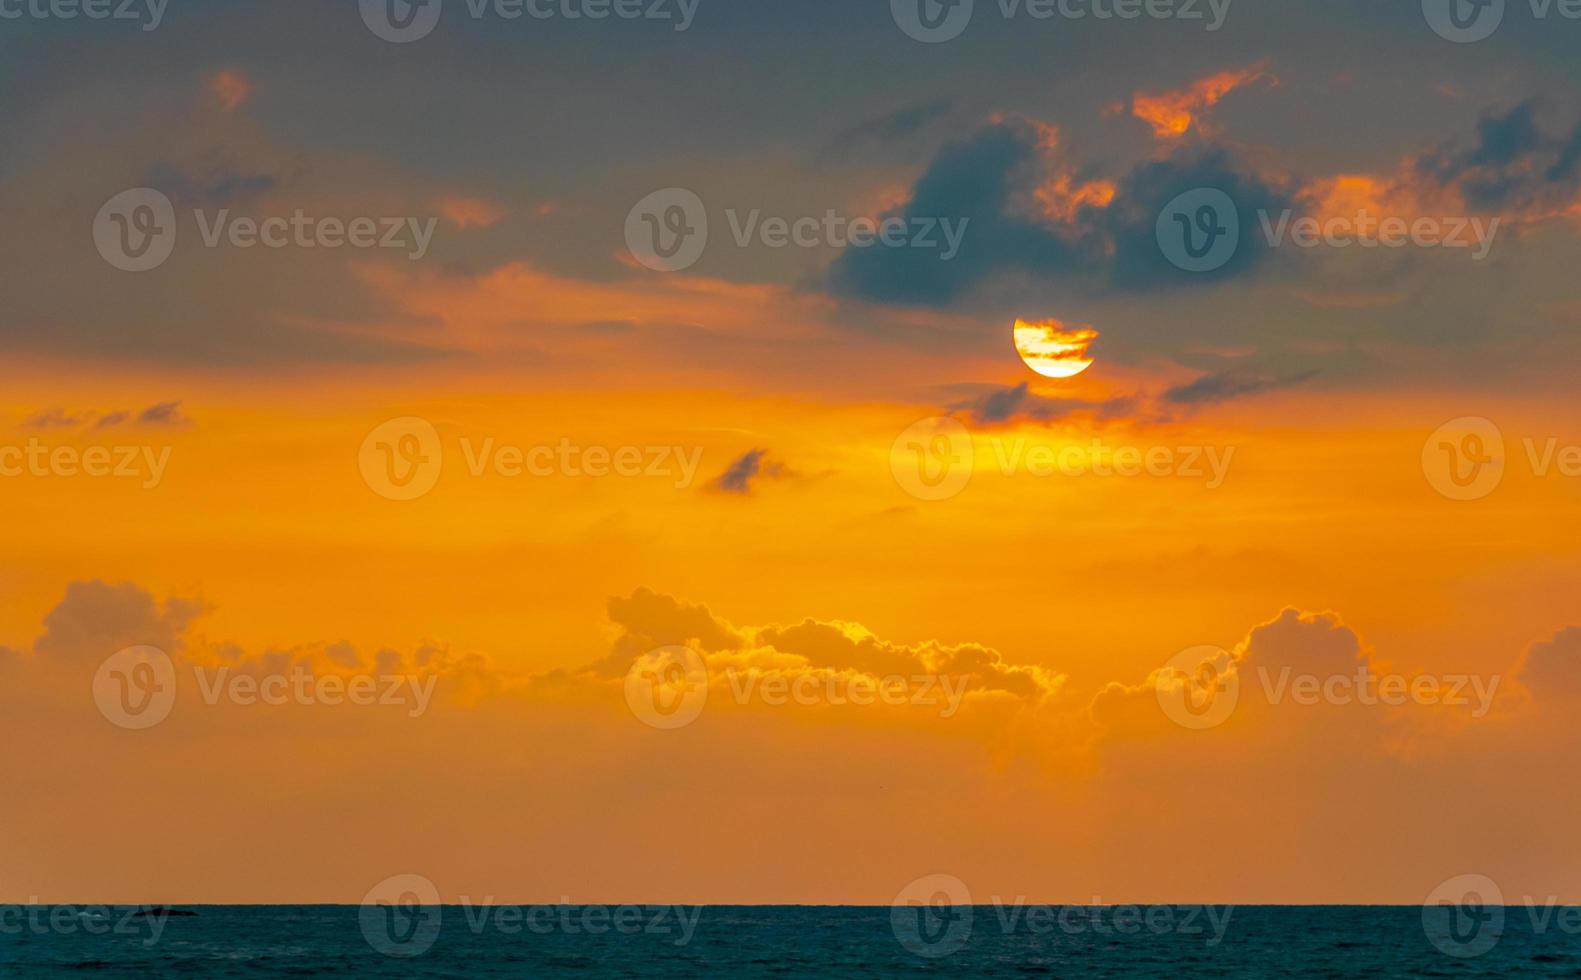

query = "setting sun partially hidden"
[1013,318,1098,379]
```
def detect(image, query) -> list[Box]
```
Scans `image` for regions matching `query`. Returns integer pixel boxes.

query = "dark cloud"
[828,118,1077,305]
[33,580,203,665]
[596,588,742,671]
[952,382,1136,426]
[1095,147,1293,292]
[20,408,81,429]
[1236,608,1365,678]
[708,448,787,495]
[1417,101,1581,210]
[143,156,283,207]
[828,118,1292,307]
[1517,627,1581,701]
[1164,370,1316,406]
[138,401,190,426]
[819,99,954,160]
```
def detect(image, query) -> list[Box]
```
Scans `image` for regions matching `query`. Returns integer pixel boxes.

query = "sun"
[1013,318,1098,379]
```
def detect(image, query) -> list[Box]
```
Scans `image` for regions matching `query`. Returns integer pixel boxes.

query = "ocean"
[1,904,1576,976]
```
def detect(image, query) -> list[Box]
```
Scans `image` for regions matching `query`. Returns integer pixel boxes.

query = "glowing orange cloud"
[1035,172,1117,223]
[1123,65,1273,139]
[207,70,254,112]
[437,194,508,229]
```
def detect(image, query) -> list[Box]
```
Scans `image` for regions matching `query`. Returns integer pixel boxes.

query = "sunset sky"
[3,0,1581,906]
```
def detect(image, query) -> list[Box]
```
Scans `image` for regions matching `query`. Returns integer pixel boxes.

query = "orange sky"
[6,23,1581,906]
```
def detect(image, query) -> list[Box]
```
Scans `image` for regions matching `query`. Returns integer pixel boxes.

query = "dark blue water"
[2,905,1578,977]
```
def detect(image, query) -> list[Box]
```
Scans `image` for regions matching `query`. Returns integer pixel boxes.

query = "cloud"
[1163,369,1316,405]
[1119,64,1274,140]
[828,116,1293,306]
[137,401,190,427]
[827,117,1081,305]
[950,382,1134,426]
[31,580,203,665]
[19,408,81,429]
[1516,627,1581,701]
[708,448,788,495]
[207,70,255,112]
[818,99,954,160]
[1235,607,1365,678]
[600,588,744,669]
[1413,101,1581,214]
[437,194,508,229]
